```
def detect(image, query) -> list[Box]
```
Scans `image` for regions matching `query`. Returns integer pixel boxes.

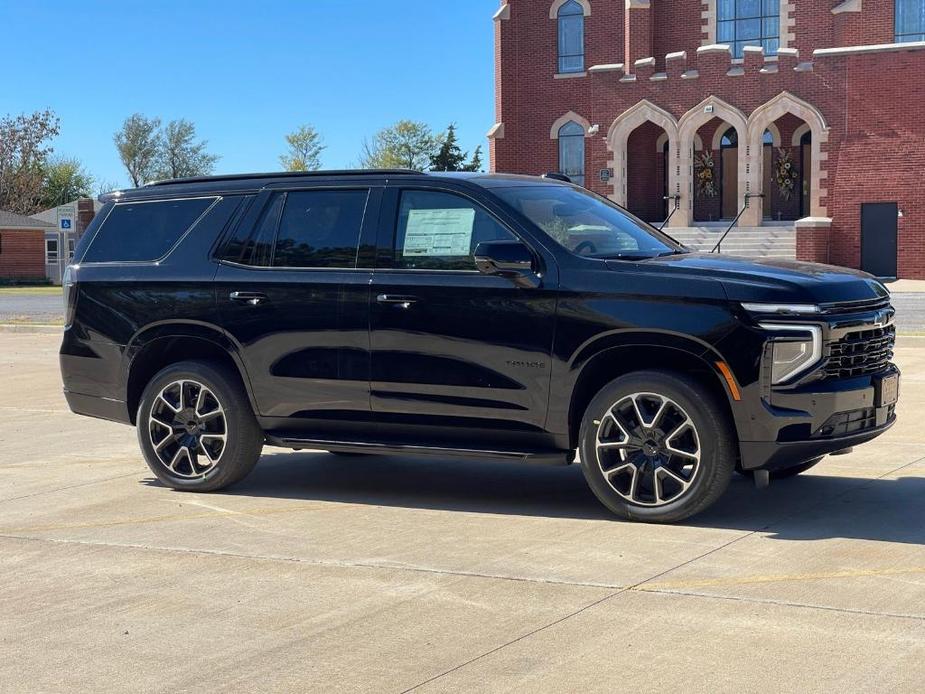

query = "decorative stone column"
[624,0,653,72]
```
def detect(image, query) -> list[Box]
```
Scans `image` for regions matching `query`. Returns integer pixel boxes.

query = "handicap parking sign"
[60,218,72,230]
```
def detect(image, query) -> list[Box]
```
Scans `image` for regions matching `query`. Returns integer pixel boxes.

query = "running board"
[267,436,572,466]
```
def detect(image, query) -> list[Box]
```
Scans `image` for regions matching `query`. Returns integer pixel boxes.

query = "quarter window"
[557,0,585,73]
[392,190,517,271]
[558,121,586,187]
[83,197,215,263]
[273,190,369,268]
[896,0,925,42]
[717,0,780,58]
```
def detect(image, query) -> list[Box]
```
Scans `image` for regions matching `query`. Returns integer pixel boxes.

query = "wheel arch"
[564,336,740,451]
[124,323,255,424]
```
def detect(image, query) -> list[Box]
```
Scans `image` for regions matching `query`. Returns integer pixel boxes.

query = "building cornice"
[814,41,925,57]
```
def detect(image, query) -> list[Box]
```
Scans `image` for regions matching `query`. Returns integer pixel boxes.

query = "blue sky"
[2,0,499,188]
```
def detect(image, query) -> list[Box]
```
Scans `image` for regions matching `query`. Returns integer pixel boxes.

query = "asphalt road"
[1,331,924,691]
[2,290,923,330]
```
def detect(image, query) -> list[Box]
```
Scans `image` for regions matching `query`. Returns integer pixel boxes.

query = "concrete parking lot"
[1,330,924,692]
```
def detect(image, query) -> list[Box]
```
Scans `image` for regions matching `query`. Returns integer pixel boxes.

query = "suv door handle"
[229,291,268,306]
[376,294,418,308]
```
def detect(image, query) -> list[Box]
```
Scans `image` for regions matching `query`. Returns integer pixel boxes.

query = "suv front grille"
[823,324,896,379]
[820,297,891,315]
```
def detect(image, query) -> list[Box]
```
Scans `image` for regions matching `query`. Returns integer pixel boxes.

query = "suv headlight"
[759,323,822,384]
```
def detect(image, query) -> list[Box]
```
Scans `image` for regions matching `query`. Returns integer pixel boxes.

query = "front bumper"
[738,367,898,471]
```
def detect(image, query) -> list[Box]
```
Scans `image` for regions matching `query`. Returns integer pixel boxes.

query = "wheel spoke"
[157,391,181,414]
[198,408,223,422]
[658,465,691,490]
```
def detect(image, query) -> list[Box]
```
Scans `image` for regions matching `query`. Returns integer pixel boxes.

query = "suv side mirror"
[474,240,538,288]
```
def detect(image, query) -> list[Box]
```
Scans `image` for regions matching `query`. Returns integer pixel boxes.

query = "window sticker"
[403,208,475,257]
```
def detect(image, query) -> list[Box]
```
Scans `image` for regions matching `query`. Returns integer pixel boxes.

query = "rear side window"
[83,197,215,262]
[273,189,369,268]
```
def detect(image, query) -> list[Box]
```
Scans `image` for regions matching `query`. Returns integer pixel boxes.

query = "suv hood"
[612,252,890,305]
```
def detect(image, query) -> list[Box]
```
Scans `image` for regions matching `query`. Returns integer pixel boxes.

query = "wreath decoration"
[694,151,718,199]
[774,147,799,201]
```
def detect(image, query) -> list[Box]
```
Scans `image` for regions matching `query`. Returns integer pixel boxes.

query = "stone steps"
[664,225,796,259]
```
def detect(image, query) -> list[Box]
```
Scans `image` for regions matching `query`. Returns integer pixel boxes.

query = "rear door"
[368,182,559,444]
[215,184,380,425]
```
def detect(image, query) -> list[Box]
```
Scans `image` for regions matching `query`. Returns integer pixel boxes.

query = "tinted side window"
[393,190,516,270]
[83,198,215,263]
[273,189,369,268]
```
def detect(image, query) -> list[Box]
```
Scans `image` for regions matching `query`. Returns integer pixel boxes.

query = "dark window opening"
[83,197,215,263]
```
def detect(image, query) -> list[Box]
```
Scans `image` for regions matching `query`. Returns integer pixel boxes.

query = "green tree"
[360,120,438,170]
[155,119,219,180]
[280,125,326,171]
[114,114,162,187]
[39,156,94,208]
[0,109,61,215]
[462,145,483,172]
[430,123,467,171]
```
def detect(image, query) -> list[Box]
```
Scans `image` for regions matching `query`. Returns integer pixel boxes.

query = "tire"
[137,360,263,492]
[738,457,823,481]
[578,370,736,523]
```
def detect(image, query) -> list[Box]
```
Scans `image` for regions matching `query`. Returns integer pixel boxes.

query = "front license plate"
[876,373,900,407]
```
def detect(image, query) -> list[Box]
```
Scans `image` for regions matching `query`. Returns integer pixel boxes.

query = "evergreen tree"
[462,145,483,172]
[430,124,467,171]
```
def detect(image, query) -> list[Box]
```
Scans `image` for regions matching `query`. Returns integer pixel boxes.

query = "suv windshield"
[495,185,682,259]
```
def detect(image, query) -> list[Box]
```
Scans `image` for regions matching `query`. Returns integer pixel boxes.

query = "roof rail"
[145,169,423,187]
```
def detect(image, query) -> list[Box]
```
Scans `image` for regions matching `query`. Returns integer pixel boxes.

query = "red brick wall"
[825,50,925,278]
[493,1,925,277]
[0,229,46,280]
[652,0,703,68]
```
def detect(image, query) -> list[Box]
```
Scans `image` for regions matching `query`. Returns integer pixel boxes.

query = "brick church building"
[489,0,925,278]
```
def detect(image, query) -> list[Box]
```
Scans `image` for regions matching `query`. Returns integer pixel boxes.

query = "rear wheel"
[578,371,736,523]
[137,361,263,492]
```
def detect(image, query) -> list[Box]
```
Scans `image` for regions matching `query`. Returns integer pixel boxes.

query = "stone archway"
[744,92,829,225]
[606,100,679,208]
[677,96,749,227]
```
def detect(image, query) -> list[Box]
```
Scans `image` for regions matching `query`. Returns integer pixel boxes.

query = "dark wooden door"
[861,202,898,278]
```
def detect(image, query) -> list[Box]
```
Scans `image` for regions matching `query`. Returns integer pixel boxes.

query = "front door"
[368,185,559,448]
[215,185,380,425]
[861,202,898,278]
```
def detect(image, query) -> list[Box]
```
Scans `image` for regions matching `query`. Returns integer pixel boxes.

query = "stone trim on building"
[549,0,590,19]
[550,111,591,139]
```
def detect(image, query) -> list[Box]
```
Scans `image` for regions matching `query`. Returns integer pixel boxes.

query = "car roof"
[100,170,566,202]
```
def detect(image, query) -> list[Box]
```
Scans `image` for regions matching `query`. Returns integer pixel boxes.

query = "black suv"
[60,170,899,522]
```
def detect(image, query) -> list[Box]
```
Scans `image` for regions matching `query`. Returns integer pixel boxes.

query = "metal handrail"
[658,194,682,231]
[711,193,764,253]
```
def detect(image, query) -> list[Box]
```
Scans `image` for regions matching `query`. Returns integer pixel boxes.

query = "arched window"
[558,120,586,186]
[896,0,925,42]
[721,127,738,148]
[717,0,780,58]
[558,0,585,73]
[762,130,774,145]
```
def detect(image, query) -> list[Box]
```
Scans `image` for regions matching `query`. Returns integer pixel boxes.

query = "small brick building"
[0,210,55,282]
[490,0,925,278]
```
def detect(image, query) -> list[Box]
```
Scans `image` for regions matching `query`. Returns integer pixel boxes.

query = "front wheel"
[137,361,263,492]
[578,371,736,523]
